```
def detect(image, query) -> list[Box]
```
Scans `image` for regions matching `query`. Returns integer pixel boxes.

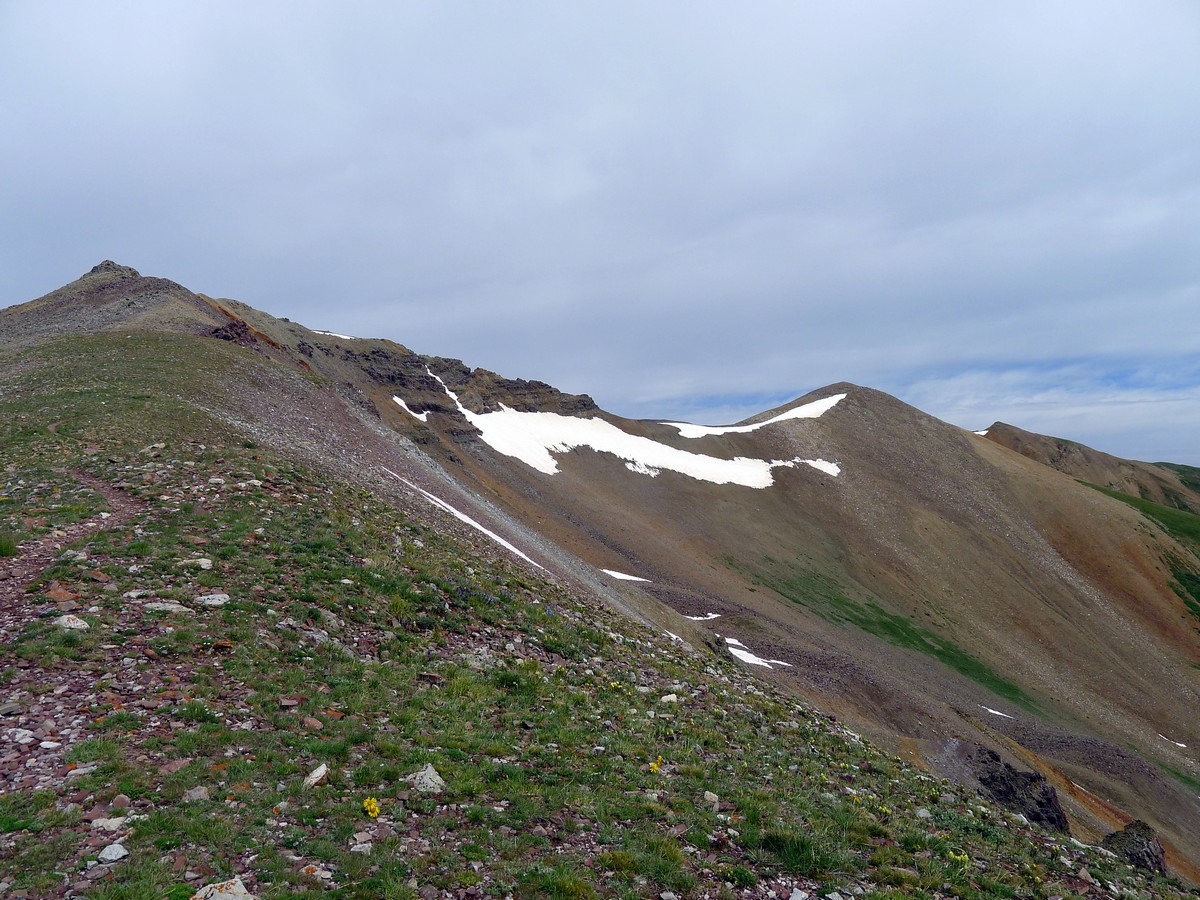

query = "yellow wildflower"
[363,796,380,818]
[649,755,664,774]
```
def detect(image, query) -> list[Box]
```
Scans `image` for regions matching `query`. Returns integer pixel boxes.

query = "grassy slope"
[1080,482,1200,624]
[0,334,1194,898]
[724,557,1039,715]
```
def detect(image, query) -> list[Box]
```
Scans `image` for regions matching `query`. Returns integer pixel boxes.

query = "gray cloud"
[2,1,1198,463]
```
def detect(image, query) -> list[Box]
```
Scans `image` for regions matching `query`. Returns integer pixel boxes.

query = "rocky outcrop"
[1101,820,1167,874]
[86,260,141,279]
[210,318,259,347]
[932,742,1070,832]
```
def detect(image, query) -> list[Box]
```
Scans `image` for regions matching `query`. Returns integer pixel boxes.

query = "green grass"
[1160,763,1200,795]
[729,557,1039,713]
[1158,462,1200,496]
[1083,481,1200,545]
[0,530,18,556]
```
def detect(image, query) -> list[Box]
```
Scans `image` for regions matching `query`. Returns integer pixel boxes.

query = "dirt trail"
[0,472,147,638]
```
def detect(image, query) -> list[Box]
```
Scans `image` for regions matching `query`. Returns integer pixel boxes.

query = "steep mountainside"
[2,263,1199,896]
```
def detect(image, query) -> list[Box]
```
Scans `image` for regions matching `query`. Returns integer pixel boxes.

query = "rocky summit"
[1,263,1199,897]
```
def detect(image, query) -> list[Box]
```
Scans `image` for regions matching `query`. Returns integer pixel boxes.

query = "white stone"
[406,762,446,794]
[659,693,678,704]
[197,593,230,607]
[54,615,89,630]
[144,601,192,614]
[191,876,255,899]
[93,817,128,832]
[303,763,329,789]
[98,842,129,863]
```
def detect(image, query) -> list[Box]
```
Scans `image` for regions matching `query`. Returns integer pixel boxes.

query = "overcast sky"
[3,2,1198,464]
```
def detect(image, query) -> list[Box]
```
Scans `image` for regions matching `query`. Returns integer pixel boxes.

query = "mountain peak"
[86,260,140,278]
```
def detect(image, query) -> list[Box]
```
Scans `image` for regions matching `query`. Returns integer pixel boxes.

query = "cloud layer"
[2,2,1197,463]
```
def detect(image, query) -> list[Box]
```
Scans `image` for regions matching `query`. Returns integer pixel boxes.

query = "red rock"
[46,583,77,602]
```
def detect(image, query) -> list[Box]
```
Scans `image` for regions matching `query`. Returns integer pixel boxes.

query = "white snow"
[973,429,989,436]
[661,393,846,438]
[803,458,841,476]
[392,396,429,422]
[427,369,839,488]
[601,569,650,582]
[980,706,1014,719]
[378,466,544,569]
[312,330,359,340]
[684,612,721,621]
[1158,733,1188,748]
[724,637,792,669]
[665,631,684,643]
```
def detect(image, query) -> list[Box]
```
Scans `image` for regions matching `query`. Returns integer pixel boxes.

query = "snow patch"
[684,612,721,621]
[427,369,838,489]
[601,569,650,582]
[378,467,543,570]
[661,393,845,438]
[724,637,792,669]
[392,396,429,422]
[973,429,989,436]
[665,631,684,643]
[803,459,841,476]
[313,330,359,340]
[980,706,1014,719]
[1158,733,1187,748]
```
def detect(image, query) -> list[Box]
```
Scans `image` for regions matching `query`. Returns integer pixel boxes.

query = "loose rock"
[98,842,129,863]
[406,762,446,794]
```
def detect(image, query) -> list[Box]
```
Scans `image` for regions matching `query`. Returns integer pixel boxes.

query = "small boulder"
[98,842,129,863]
[53,615,89,631]
[303,763,329,789]
[406,763,446,794]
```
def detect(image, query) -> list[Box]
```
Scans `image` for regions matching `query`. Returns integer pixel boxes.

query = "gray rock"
[196,593,230,607]
[97,842,129,863]
[915,807,932,819]
[406,762,446,794]
[144,601,193,614]
[53,614,89,630]
[184,786,210,801]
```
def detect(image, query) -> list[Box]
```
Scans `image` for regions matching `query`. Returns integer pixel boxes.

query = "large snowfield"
[394,372,843,488]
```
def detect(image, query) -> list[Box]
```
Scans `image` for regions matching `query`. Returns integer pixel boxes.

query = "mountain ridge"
[3,263,1200,893]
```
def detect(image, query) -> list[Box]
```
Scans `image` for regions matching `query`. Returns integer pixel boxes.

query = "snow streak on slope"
[661,393,845,438]
[313,330,360,340]
[405,371,841,489]
[724,637,792,669]
[379,467,543,569]
[393,397,429,422]
[601,569,650,582]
